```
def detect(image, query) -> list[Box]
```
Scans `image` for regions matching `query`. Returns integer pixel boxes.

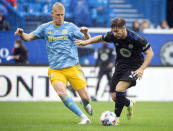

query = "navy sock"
[115,92,130,117]
[82,99,89,107]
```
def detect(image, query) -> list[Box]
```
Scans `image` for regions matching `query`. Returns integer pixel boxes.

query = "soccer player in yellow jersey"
[15,2,93,124]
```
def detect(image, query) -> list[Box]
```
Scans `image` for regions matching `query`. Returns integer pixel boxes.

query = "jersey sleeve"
[136,35,150,52]
[32,24,45,39]
[71,23,84,40]
[102,32,113,42]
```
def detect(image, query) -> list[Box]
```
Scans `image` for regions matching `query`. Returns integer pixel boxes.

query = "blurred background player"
[7,39,28,64]
[132,21,140,33]
[75,17,154,125]
[14,2,93,124]
[0,13,10,31]
[91,42,114,101]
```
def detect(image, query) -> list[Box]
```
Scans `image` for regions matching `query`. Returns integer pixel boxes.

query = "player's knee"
[58,90,66,98]
[115,86,125,92]
[53,82,67,97]
[111,93,116,101]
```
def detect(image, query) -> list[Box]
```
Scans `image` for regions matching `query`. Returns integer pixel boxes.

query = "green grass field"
[0,102,173,131]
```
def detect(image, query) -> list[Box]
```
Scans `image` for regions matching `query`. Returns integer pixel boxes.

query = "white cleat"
[114,118,120,126]
[84,104,93,116]
[78,117,91,125]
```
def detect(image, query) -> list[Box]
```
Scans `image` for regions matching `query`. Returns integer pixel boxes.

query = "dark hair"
[111,17,126,28]
[15,39,24,48]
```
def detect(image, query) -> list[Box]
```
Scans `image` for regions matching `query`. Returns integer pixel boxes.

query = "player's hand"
[107,63,113,70]
[80,27,88,34]
[75,39,89,46]
[14,28,24,36]
[135,68,144,80]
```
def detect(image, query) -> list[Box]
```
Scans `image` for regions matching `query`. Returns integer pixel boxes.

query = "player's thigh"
[48,68,68,96]
[67,64,87,90]
[116,70,138,92]
[116,81,131,92]
[110,72,121,93]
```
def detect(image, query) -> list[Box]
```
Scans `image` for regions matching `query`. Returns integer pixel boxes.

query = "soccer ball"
[100,111,116,126]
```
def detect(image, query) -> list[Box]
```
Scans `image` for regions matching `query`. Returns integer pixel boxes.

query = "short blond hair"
[52,2,65,12]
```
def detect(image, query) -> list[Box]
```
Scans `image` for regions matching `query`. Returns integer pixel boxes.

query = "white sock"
[115,117,119,121]
[129,100,133,107]
[80,113,88,119]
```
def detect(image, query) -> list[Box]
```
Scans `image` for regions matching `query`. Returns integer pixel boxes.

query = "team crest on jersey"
[128,44,133,49]
[48,31,52,34]
[62,29,68,34]
[120,48,132,57]
[100,53,108,61]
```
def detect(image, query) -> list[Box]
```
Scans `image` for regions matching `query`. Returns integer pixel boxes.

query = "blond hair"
[52,2,65,12]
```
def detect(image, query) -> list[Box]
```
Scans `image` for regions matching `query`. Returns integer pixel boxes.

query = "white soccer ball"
[100,111,116,126]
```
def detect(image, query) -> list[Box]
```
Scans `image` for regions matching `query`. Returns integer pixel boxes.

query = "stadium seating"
[0,0,166,30]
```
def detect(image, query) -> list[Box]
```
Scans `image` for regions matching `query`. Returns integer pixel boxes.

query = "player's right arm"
[75,35,103,46]
[14,28,35,42]
[76,31,113,46]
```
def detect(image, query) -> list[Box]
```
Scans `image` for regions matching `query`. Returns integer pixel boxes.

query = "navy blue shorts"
[110,70,138,92]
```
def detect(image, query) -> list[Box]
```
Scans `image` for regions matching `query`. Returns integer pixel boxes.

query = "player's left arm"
[135,47,154,79]
[80,27,91,40]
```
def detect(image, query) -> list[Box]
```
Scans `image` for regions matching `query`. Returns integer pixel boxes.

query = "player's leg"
[95,70,104,96]
[68,64,93,116]
[106,70,112,93]
[48,68,89,124]
[115,81,135,120]
[77,87,93,116]
[110,72,120,125]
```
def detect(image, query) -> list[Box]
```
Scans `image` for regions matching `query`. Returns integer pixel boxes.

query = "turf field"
[0,102,173,131]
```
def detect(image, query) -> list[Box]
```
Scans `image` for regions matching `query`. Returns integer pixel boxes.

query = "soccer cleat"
[127,100,135,120]
[78,117,91,125]
[114,117,120,126]
[80,101,93,116]
[84,104,93,116]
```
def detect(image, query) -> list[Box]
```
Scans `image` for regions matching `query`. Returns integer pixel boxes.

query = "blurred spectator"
[0,4,8,16]
[141,19,150,32]
[70,0,91,26]
[7,39,28,64]
[88,0,97,26]
[89,0,108,27]
[5,0,17,9]
[0,13,10,31]
[28,0,41,15]
[132,21,140,32]
[95,0,108,27]
[60,0,72,19]
[157,21,169,30]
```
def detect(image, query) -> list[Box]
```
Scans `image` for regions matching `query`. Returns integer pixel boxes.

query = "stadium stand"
[0,0,167,31]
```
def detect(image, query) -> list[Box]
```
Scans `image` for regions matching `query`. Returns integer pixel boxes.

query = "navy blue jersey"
[102,29,150,72]
[95,46,114,68]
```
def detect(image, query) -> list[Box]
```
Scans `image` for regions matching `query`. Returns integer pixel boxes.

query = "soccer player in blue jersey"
[76,17,154,125]
[15,2,93,124]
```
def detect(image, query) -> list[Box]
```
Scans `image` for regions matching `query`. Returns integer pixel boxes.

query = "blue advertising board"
[0,31,173,66]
